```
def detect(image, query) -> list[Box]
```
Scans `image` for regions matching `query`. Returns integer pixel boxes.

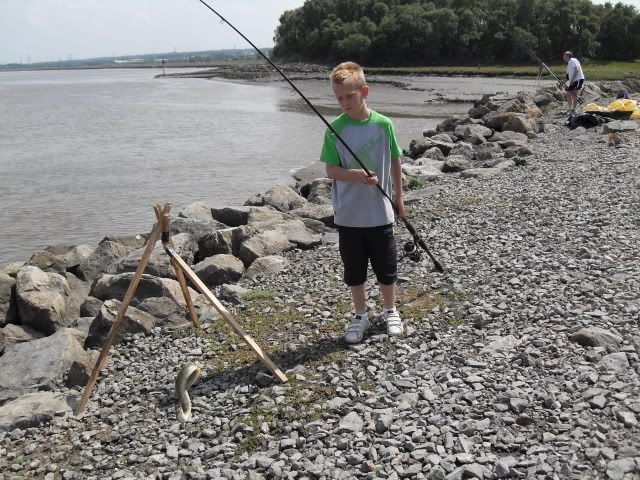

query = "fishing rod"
[197,0,444,273]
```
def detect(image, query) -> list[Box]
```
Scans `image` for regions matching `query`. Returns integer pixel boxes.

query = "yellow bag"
[582,103,606,112]
[631,110,640,120]
[607,99,638,112]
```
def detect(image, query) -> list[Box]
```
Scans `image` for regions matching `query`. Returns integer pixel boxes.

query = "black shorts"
[567,79,584,91]
[337,224,397,286]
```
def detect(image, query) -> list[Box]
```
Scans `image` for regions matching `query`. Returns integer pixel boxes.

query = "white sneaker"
[344,313,371,344]
[383,309,404,337]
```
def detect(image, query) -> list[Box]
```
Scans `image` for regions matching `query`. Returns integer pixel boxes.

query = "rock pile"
[0,84,639,479]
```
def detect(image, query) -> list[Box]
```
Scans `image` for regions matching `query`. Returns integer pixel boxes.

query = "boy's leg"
[367,225,404,336]
[338,226,371,343]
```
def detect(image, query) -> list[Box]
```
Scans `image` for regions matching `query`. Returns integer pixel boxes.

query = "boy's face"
[332,82,369,118]
[562,54,570,63]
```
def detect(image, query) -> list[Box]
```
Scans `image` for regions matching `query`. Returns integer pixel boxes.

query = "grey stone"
[245,185,308,212]
[606,458,637,480]
[243,255,288,281]
[218,284,250,305]
[210,206,288,227]
[193,254,244,286]
[238,230,295,267]
[75,240,129,281]
[0,273,17,327]
[115,233,195,280]
[443,156,474,173]
[178,201,214,222]
[603,121,639,133]
[423,147,446,161]
[16,266,71,335]
[570,327,623,348]
[84,299,156,348]
[0,392,77,431]
[80,296,103,318]
[0,328,94,402]
[338,412,363,433]
[289,204,334,227]
[598,352,629,371]
[0,323,45,348]
[403,165,443,180]
[170,217,227,244]
[135,296,190,328]
[27,244,94,274]
[449,142,476,160]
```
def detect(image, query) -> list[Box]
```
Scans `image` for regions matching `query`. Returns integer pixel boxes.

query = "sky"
[0,0,305,64]
[1,0,639,65]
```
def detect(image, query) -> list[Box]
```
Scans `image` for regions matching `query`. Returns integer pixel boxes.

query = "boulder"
[422,147,445,161]
[298,217,327,234]
[570,327,623,348]
[0,324,45,349]
[413,158,444,171]
[0,273,17,327]
[422,129,438,137]
[0,262,24,277]
[468,105,491,119]
[402,165,443,180]
[276,220,323,250]
[464,124,492,140]
[27,244,94,274]
[485,112,535,134]
[16,266,71,335]
[80,296,103,318]
[91,273,198,309]
[178,201,214,222]
[436,115,466,132]
[0,328,4,356]
[64,272,90,322]
[198,227,244,258]
[75,240,129,281]
[239,230,295,267]
[603,121,639,133]
[243,255,289,282]
[442,156,474,173]
[0,392,77,432]
[193,254,245,286]
[211,206,288,227]
[305,179,332,205]
[170,217,227,244]
[488,131,529,144]
[218,284,250,305]
[449,142,476,160]
[100,233,149,251]
[289,204,335,227]
[0,328,94,402]
[460,160,515,179]
[409,138,455,158]
[533,92,555,107]
[504,145,534,158]
[114,233,195,280]
[135,297,190,328]
[431,133,456,143]
[473,143,503,161]
[84,299,156,349]
[245,185,309,212]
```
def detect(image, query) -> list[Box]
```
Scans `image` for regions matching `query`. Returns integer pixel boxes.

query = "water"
[0,68,462,265]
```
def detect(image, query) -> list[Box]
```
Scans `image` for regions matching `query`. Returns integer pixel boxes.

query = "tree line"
[272,0,640,64]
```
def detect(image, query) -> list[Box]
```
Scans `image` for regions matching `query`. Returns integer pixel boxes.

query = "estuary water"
[0,68,542,265]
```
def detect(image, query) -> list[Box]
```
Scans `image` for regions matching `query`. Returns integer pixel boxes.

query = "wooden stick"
[158,209,200,327]
[75,221,162,415]
[168,251,288,383]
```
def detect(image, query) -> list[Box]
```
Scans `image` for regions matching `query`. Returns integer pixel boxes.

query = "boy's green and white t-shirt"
[320,110,403,228]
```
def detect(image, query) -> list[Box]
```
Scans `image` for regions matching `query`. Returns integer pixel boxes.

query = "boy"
[562,51,585,114]
[320,61,405,344]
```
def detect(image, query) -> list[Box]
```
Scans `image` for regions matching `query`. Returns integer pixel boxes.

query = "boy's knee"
[376,271,397,285]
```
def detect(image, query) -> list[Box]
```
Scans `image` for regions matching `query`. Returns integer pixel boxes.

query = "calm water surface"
[0,68,454,265]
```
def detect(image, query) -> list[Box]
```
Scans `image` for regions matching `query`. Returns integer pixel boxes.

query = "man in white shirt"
[562,51,585,114]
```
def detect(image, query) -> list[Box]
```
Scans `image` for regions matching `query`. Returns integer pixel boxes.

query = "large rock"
[178,201,214,222]
[16,266,71,335]
[289,204,335,227]
[422,147,445,161]
[402,165,443,180]
[449,142,476,160]
[569,327,623,348]
[305,178,332,205]
[0,328,94,402]
[603,121,639,133]
[65,272,90,322]
[0,273,17,327]
[239,230,295,267]
[473,142,503,161]
[91,273,198,309]
[211,206,288,227]
[442,156,474,173]
[27,244,94,275]
[533,92,555,107]
[460,160,515,179]
[135,297,190,328]
[436,115,466,132]
[75,240,129,281]
[276,220,322,250]
[245,185,308,212]
[80,296,103,318]
[464,124,493,140]
[84,299,156,349]
[488,131,529,144]
[114,233,195,280]
[198,227,244,258]
[193,254,245,286]
[409,138,455,158]
[1,324,45,349]
[0,328,4,356]
[243,255,289,281]
[0,392,77,432]
[170,217,227,244]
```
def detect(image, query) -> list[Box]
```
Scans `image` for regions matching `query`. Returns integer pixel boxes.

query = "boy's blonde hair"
[331,61,366,89]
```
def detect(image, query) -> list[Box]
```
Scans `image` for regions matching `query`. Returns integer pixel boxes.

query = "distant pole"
[162,59,166,76]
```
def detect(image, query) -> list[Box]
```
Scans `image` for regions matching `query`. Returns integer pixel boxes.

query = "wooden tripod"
[75,203,288,415]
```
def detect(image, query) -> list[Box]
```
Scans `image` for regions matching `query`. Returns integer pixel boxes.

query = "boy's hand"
[353,169,378,185]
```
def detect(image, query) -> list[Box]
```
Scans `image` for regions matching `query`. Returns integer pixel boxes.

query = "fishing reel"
[401,240,422,262]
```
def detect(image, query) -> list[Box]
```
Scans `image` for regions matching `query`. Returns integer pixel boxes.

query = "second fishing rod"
[197,0,444,273]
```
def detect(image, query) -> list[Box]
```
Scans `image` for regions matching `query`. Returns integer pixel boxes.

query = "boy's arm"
[391,156,405,218]
[326,164,379,185]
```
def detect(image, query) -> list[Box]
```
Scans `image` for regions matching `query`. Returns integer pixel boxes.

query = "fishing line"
[197,0,444,273]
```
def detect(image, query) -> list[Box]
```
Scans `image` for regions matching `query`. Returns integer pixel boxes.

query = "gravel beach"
[1,93,639,480]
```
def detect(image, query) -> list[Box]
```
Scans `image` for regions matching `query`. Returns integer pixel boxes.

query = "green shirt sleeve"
[320,128,341,166]
[388,121,403,159]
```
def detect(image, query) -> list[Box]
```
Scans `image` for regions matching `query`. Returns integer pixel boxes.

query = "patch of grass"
[404,175,426,191]
[240,289,278,302]
[397,285,473,327]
